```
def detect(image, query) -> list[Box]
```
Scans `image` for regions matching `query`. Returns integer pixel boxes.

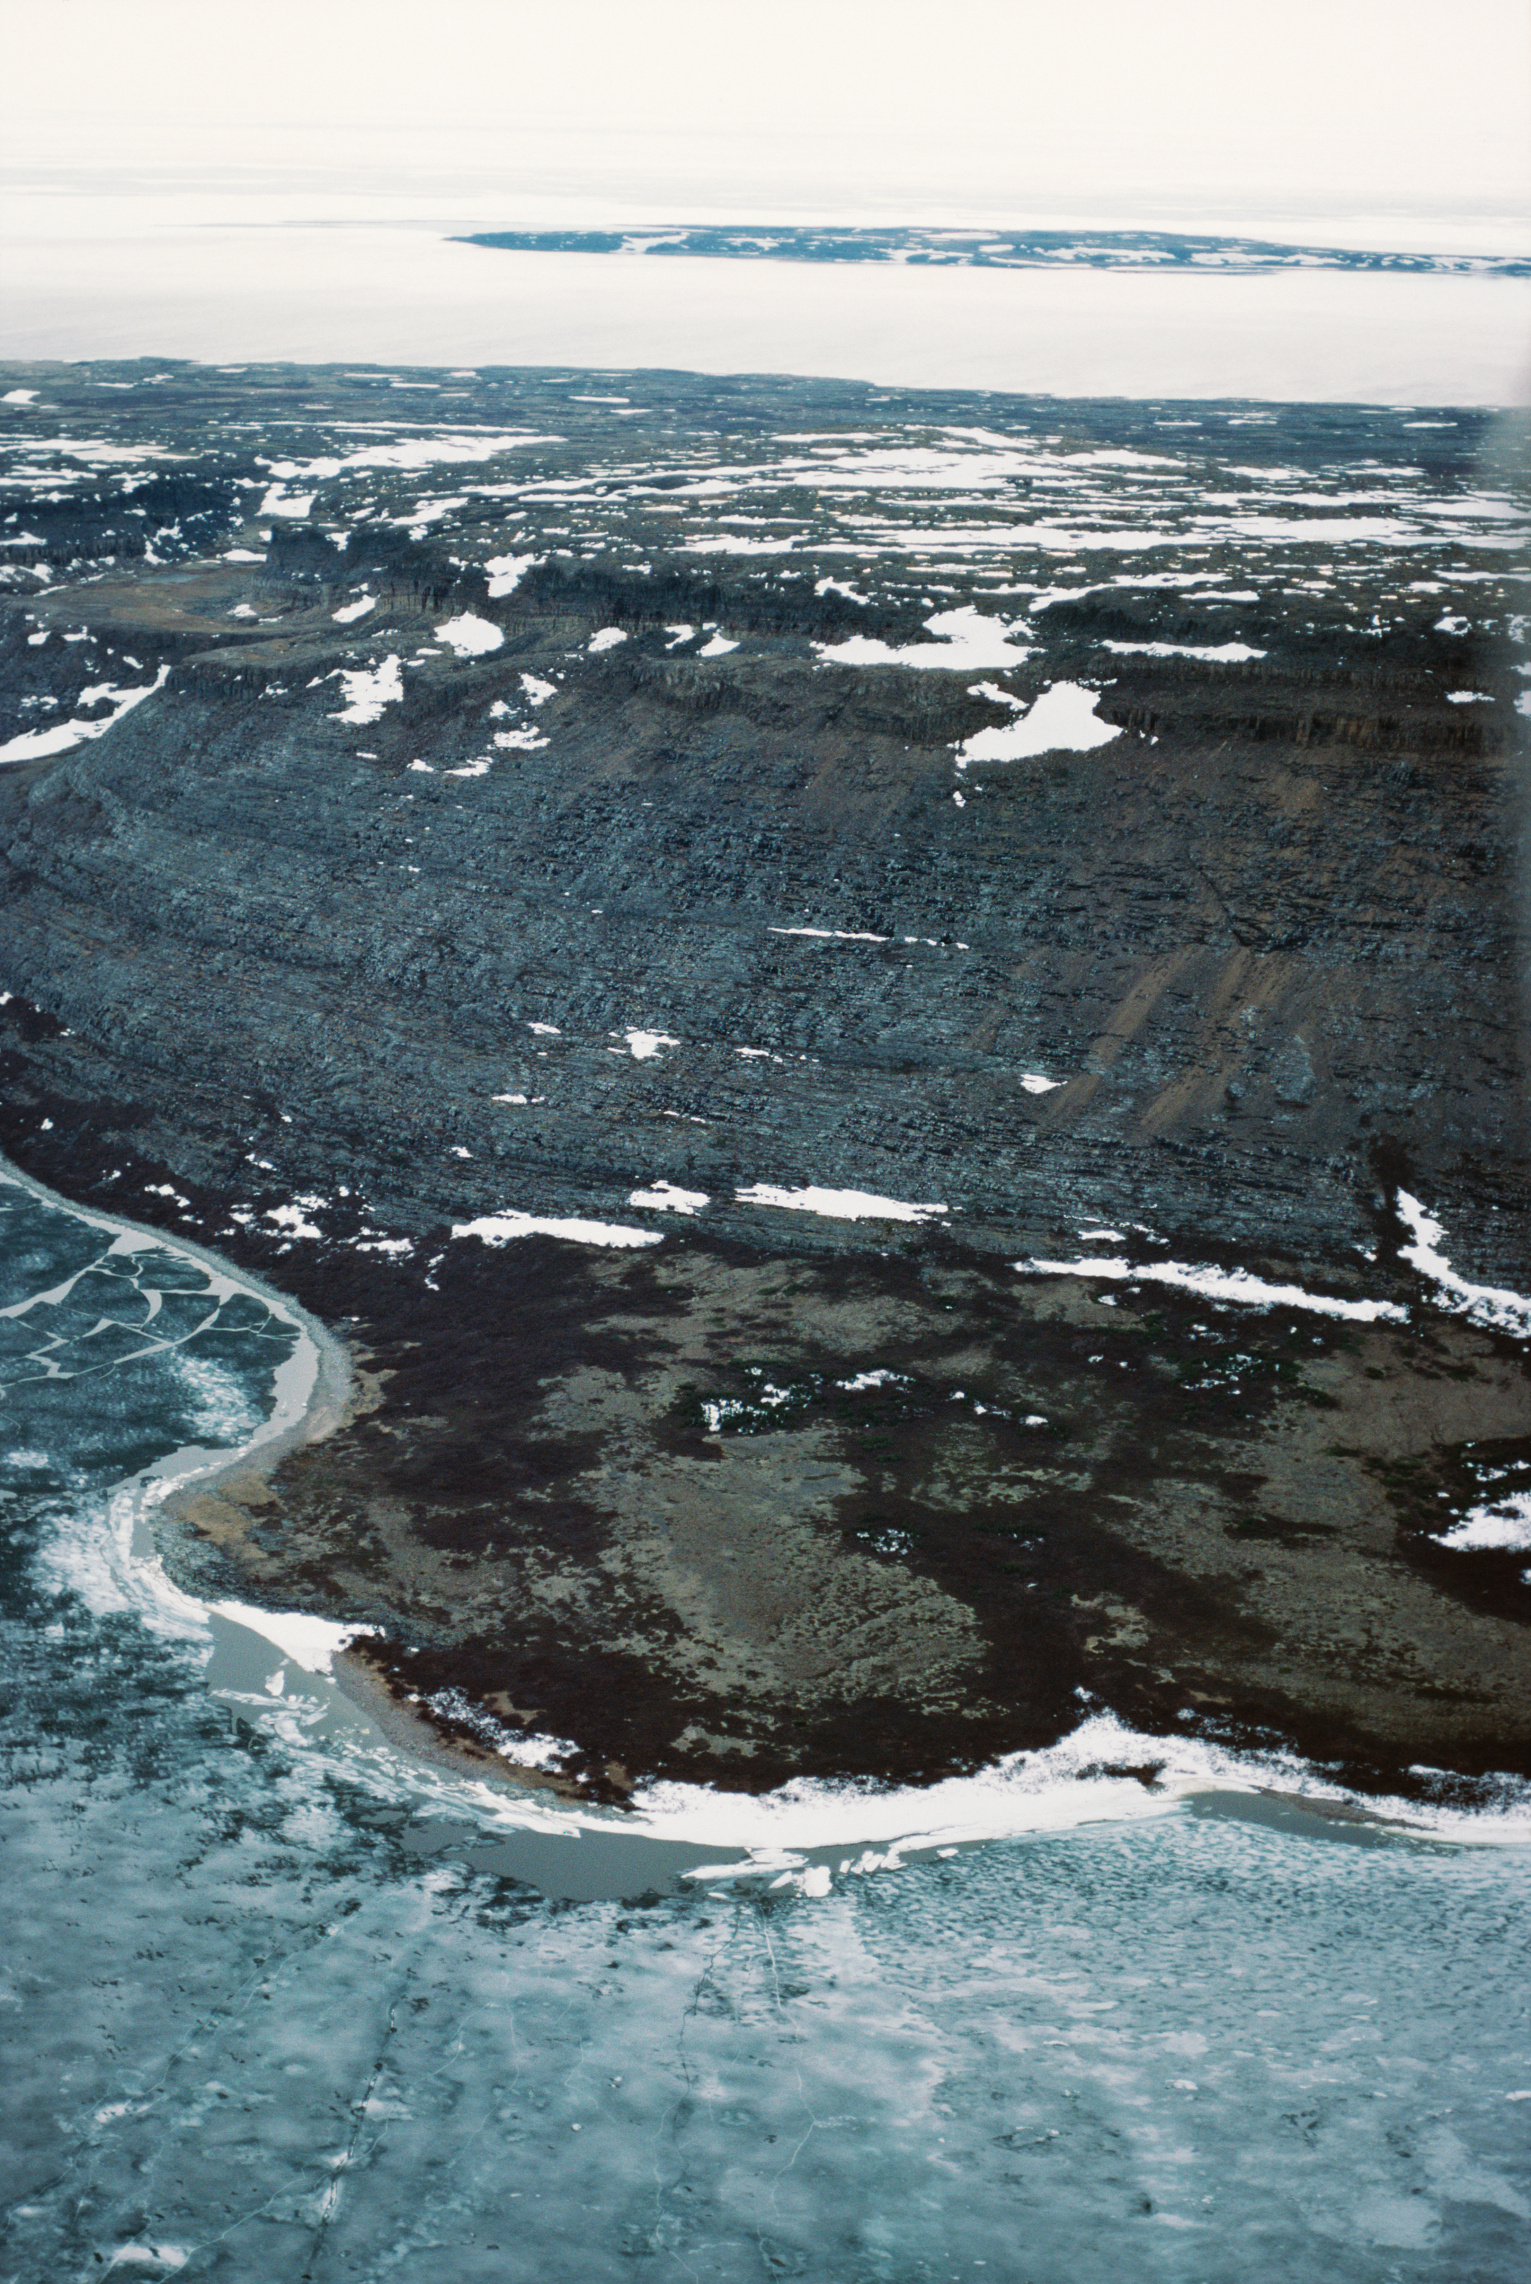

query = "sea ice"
[207,1600,378,1677]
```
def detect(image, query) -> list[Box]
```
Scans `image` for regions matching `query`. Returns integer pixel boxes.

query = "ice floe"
[684,534,800,555]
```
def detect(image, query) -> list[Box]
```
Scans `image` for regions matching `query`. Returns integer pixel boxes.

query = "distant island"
[454,224,1530,277]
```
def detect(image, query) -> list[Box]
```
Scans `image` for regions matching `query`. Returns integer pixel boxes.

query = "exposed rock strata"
[1,363,1527,1795]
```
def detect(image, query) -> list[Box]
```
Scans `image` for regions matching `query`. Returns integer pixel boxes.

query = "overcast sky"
[3,0,1528,241]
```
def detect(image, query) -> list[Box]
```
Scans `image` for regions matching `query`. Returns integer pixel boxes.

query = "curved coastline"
[5,1147,1530,1888]
[0,1146,355,1487]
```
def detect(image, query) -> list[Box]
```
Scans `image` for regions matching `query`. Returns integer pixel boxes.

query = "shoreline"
[5,1146,1531,1865]
[0,1146,355,1504]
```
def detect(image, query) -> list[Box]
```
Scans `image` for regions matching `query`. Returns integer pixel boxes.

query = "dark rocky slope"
[1,364,1527,1797]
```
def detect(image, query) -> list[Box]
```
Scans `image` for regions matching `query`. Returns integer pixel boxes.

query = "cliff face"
[1,362,1528,1795]
[5,622,1520,1268]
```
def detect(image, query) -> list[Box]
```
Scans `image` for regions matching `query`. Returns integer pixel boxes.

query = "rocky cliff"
[2,362,1527,1797]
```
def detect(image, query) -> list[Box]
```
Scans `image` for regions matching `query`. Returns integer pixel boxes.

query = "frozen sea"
[0,190,1526,404]
[3,1163,1531,2282]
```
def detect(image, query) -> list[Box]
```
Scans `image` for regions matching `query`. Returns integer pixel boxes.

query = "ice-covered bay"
[2,207,1527,403]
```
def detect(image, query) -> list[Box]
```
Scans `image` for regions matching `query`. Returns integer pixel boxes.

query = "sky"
[3,0,1528,243]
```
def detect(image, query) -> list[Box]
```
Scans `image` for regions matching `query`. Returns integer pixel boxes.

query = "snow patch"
[1017,1252,1406,1323]
[1396,1191,1531,1339]
[207,1602,379,1677]
[629,1182,710,1215]
[435,613,503,656]
[815,604,1033,672]
[0,663,169,765]
[1436,1494,1531,1555]
[770,925,889,944]
[453,1211,660,1251]
[330,655,403,725]
[957,681,1122,768]
[1101,639,1266,661]
[737,1184,948,1224]
[484,551,539,598]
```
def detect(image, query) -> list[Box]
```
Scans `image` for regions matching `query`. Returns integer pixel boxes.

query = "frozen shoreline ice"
[6,1153,1530,1889]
